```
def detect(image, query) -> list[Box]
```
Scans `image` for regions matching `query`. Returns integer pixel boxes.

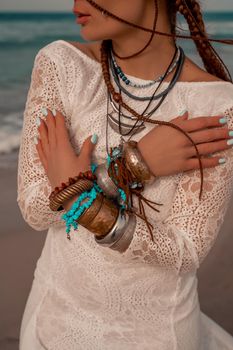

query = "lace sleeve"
[121,107,233,274]
[17,49,67,231]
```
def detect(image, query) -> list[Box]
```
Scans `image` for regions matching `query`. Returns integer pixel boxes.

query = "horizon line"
[0,10,232,13]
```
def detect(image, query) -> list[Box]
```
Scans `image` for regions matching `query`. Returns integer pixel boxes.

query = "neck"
[111,4,176,81]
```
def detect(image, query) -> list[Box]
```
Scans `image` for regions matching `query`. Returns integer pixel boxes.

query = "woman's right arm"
[17,49,67,231]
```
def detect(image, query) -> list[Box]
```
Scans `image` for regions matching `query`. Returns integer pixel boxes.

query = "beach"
[1,10,233,350]
[0,150,233,349]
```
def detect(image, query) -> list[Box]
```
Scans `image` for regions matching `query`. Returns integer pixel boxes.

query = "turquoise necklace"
[110,45,180,89]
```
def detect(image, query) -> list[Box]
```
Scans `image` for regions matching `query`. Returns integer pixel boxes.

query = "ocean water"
[0,12,233,160]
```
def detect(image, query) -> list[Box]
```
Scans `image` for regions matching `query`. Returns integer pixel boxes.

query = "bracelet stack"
[48,140,155,249]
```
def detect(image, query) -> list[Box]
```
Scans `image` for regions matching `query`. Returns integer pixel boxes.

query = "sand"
[0,151,233,350]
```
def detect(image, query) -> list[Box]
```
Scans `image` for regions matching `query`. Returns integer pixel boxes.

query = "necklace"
[110,45,180,89]
[109,46,184,102]
[107,46,185,136]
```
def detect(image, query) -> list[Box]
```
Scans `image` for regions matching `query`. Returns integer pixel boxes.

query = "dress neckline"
[57,40,233,87]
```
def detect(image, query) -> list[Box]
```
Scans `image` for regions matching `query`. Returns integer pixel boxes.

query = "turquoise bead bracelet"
[61,162,103,239]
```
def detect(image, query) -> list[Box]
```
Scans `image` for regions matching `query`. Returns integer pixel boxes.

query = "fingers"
[189,125,231,144]
[171,111,189,125]
[185,156,226,171]
[54,109,72,147]
[187,137,233,157]
[37,108,70,152]
[182,115,228,133]
[35,139,48,172]
[43,108,57,149]
[37,116,49,156]
[79,134,98,160]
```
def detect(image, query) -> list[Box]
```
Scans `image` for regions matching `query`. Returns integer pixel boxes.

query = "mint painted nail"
[219,158,226,164]
[36,117,41,126]
[229,131,233,137]
[179,109,187,116]
[91,134,98,144]
[219,117,227,124]
[227,139,233,146]
[41,107,48,116]
[34,136,38,145]
[52,109,56,117]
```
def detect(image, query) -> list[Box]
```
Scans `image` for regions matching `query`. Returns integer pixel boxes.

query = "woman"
[17,0,233,348]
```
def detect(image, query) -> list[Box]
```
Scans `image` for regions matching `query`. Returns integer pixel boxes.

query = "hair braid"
[174,0,231,81]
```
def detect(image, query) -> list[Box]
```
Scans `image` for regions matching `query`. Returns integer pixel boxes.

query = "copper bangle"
[78,192,104,227]
[123,140,156,185]
[49,179,94,212]
[82,195,119,237]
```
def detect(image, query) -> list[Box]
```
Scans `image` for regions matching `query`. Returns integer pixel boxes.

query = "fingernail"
[52,109,56,117]
[36,117,41,126]
[34,136,38,145]
[229,131,233,137]
[219,158,226,164]
[91,134,98,144]
[227,139,233,146]
[41,107,48,117]
[219,117,227,124]
[179,109,187,116]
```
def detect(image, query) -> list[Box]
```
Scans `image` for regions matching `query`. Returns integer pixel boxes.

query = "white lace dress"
[17,40,233,350]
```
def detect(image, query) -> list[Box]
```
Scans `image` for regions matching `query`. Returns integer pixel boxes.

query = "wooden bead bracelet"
[49,171,97,200]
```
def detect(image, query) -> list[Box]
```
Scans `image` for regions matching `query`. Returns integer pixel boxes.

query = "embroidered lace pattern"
[18,40,233,350]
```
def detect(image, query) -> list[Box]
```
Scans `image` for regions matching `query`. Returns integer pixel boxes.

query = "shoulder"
[181,58,233,117]
[180,55,224,83]
[35,40,101,70]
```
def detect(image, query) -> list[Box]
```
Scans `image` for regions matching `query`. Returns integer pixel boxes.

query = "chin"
[80,27,110,42]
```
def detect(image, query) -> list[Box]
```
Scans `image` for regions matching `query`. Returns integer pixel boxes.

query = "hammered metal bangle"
[49,179,94,212]
[123,140,156,185]
[110,213,136,253]
[83,195,119,237]
[78,192,104,227]
[95,161,118,198]
[94,210,136,253]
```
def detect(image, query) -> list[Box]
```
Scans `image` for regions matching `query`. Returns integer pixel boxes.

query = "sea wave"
[0,111,23,155]
[1,11,233,157]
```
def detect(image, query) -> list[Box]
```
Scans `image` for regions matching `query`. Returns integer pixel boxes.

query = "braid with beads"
[86,0,233,81]
[85,0,233,202]
[84,0,233,234]
[173,0,231,81]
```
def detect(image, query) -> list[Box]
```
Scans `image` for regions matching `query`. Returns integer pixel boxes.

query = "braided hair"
[86,0,232,81]
[170,0,231,81]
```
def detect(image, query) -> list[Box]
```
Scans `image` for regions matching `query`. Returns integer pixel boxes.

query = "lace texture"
[122,106,233,274]
[18,40,233,350]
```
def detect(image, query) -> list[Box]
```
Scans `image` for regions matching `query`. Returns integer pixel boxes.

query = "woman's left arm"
[120,107,233,274]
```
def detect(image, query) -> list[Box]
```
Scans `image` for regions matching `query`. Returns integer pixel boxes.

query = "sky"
[0,0,233,12]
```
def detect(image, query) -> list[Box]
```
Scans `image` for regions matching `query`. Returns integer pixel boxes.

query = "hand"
[137,111,233,177]
[35,108,98,202]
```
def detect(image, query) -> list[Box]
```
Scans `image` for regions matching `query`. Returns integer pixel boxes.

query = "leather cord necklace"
[109,46,184,102]
[107,45,185,138]
[101,40,204,202]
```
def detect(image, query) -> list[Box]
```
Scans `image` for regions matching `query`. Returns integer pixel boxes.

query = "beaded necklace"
[110,45,180,89]
[109,46,184,102]
[107,45,185,136]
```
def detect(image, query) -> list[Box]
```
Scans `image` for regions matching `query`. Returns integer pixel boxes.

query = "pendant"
[108,111,146,135]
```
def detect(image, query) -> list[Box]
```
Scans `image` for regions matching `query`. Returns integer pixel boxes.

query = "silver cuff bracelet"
[95,161,119,198]
[94,210,136,253]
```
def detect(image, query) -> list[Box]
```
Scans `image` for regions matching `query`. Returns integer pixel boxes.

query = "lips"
[73,10,90,17]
